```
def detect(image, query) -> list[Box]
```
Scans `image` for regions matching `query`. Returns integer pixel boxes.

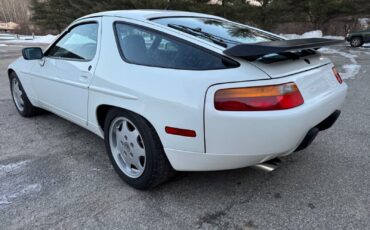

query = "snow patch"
[283,30,322,39]
[0,44,7,46]
[319,47,361,79]
[341,64,361,79]
[319,47,358,63]
[0,184,42,206]
[323,35,345,40]
[301,30,323,38]
[33,34,57,43]
[282,30,344,40]
[0,160,30,176]
[3,34,56,44]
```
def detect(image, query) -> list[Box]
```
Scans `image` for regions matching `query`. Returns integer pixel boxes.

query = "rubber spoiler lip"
[223,38,344,61]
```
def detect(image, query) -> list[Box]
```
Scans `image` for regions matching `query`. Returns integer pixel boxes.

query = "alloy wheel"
[109,117,146,178]
[11,78,24,112]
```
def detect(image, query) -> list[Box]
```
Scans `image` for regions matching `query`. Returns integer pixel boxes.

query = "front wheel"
[350,37,363,47]
[104,109,174,189]
[9,72,40,117]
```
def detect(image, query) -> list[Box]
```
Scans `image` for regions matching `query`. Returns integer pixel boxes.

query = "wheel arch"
[7,68,16,79]
[96,104,161,140]
[351,36,364,42]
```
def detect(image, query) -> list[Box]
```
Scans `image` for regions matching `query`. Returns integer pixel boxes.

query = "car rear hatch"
[249,53,331,79]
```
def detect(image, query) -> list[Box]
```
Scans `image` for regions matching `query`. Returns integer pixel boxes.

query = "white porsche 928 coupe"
[8,10,347,189]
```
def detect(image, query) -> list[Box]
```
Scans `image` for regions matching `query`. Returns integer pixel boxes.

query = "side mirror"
[22,47,44,60]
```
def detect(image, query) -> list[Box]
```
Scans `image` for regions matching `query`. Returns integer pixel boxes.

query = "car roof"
[77,9,224,22]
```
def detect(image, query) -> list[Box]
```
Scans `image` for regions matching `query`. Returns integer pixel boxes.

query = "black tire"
[350,37,363,47]
[9,71,40,117]
[104,108,174,189]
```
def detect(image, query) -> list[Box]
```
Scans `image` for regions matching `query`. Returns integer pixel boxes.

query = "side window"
[46,23,98,61]
[114,23,239,70]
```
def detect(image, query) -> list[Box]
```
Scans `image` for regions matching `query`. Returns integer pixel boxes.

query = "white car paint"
[8,10,347,171]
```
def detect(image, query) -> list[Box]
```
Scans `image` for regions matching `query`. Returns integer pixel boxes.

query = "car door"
[30,19,101,126]
[365,29,370,43]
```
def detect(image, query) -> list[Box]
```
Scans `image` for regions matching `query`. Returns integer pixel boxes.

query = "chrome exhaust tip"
[252,163,278,172]
[252,158,281,173]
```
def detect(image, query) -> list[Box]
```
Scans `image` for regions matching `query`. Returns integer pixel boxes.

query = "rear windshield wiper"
[168,24,234,48]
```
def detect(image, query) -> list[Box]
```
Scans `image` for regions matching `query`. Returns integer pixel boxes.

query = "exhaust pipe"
[253,158,281,173]
[253,163,278,172]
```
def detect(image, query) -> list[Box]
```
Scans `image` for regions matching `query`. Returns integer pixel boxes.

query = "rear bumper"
[165,84,347,171]
[294,110,341,152]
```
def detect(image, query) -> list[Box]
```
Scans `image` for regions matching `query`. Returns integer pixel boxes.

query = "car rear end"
[203,57,347,169]
[149,14,347,171]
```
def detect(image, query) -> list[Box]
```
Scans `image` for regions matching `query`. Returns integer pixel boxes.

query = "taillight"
[214,82,304,111]
[332,67,343,84]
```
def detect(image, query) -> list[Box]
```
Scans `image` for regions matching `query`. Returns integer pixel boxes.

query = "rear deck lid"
[249,53,331,79]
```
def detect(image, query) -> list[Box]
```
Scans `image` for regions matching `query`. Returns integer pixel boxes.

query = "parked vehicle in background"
[8,10,347,189]
[346,29,370,47]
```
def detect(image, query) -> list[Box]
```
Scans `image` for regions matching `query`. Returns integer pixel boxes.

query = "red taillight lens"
[332,67,343,84]
[214,82,304,111]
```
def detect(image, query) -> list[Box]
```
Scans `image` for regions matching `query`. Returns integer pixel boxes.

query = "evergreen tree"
[30,0,370,34]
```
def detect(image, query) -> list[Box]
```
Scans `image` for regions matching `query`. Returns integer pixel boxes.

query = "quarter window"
[114,22,238,70]
[46,23,98,61]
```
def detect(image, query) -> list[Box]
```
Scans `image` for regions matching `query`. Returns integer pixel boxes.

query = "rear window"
[114,22,239,70]
[152,17,280,48]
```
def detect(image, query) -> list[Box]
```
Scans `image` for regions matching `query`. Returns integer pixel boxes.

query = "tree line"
[15,0,370,34]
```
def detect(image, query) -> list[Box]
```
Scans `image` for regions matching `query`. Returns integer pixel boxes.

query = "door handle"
[80,71,92,81]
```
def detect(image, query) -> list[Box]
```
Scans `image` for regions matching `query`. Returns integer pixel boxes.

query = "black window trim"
[113,20,240,71]
[44,20,99,62]
[149,15,219,21]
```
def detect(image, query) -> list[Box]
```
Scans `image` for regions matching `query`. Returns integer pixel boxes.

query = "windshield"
[152,17,280,48]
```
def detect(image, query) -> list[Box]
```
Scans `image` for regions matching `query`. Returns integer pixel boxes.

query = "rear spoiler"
[223,38,344,61]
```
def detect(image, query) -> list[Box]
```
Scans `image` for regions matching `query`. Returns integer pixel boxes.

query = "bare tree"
[0,0,30,23]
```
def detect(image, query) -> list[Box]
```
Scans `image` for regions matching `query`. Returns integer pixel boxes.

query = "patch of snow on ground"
[323,35,345,40]
[301,30,323,38]
[2,34,56,44]
[283,30,322,39]
[0,44,7,46]
[282,30,344,40]
[319,47,358,63]
[0,184,42,206]
[319,47,361,79]
[341,64,362,79]
[33,34,56,43]
[0,160,30,176]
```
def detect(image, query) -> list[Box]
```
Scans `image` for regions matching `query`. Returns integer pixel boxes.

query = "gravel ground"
[0,44,369,230]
